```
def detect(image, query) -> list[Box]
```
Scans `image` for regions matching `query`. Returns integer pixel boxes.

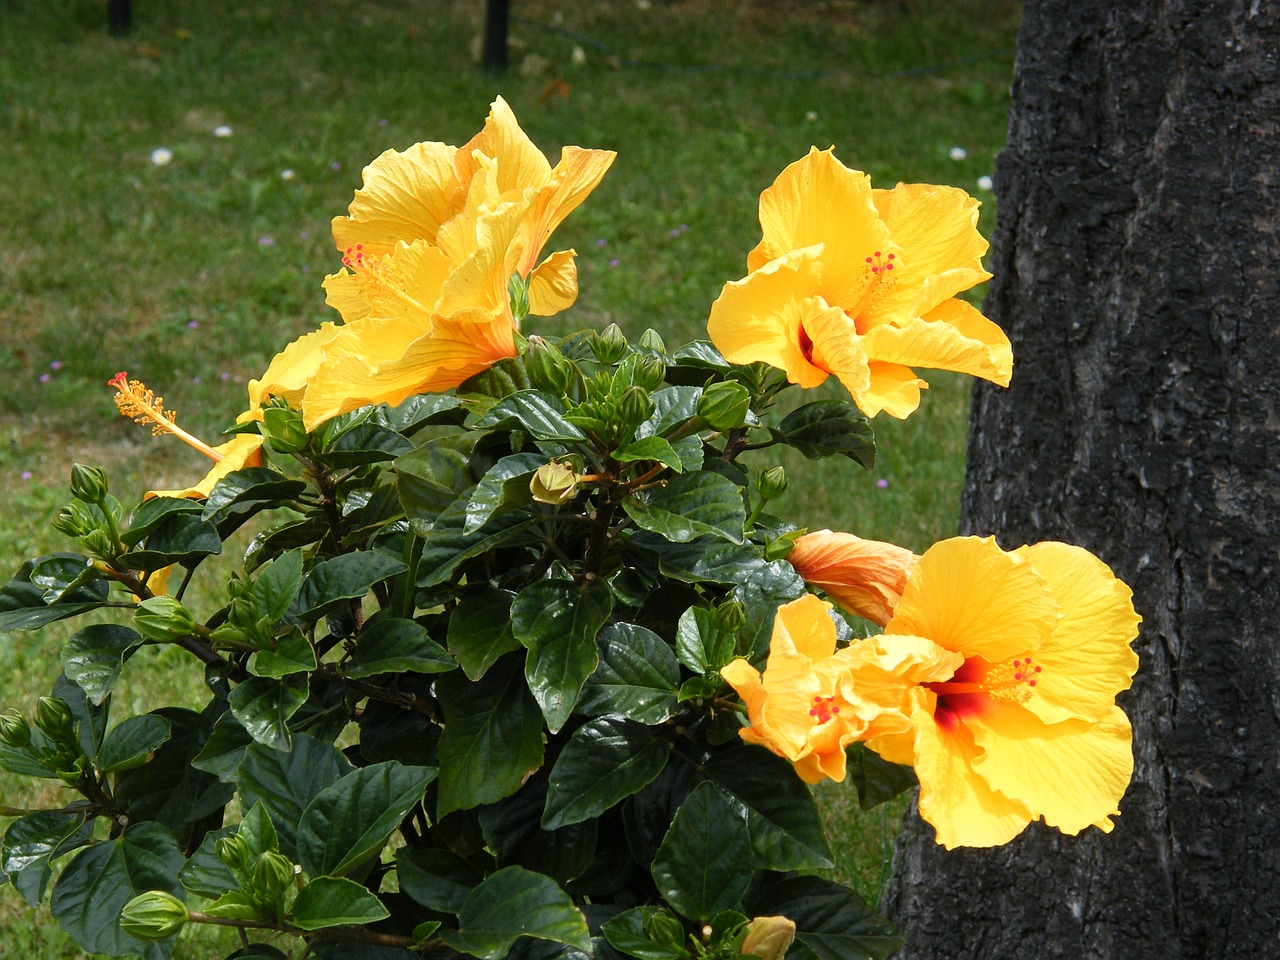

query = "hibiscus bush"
[0,99,1140,960]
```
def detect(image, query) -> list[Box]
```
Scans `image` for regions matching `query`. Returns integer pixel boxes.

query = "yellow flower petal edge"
[146,434,265,501]
[870,535,1140,848]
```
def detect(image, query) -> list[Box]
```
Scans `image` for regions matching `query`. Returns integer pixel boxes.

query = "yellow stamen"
[108,371,223,462]
[341,244,435,317]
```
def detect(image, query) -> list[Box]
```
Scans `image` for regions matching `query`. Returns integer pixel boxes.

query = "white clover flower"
[978,175,994,191]
[213,125,233,138]
[949,146,968,161]
[150,147,173,166]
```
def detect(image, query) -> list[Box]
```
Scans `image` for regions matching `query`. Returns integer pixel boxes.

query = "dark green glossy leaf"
[577,622,680,724]
[415,501,544,587]
[236,734,352,858]
[465,452,548,533]
[55,672,108,761]
[615,436,684,473]
[510,579,611,733]
[2,811,93,907]
[0,742,59,778]
[61,623,144,705]
[395,432,489,525]
[190,713,254,782]
[674,606,734,675]
[731,561,807,660]
[397,847,484,913]
[847,743,918,810]
[436,657,544,818]
[50,822,184,960]
[98,713,172,774]
[291,877,390,930]
[0,555,108,631]
[457,354,536,404]
[251,629,318,678]
[122,497,204,545]
[650,782,752,921]
[228,674,310,751]
[704,749,833,870]
[251,548,304,622]
[201,467,308,533]
[473,391,587,441]
[315,423,414,467]
[602,906,693,960]
[622,472,745,544]
[345,617,455,678]
[178,826,238,897]
[628,535,767,585]
[543,717,669,830]
[637,386,702,439]
[670,340,730,372]
[747,875,900,960]
[125,511,223,571]
[773,400,876,468]
[294,552,407,619]
[439,866,591,960]
[372,393,465,432]
[242,516,329,573]
[447,587,520,681]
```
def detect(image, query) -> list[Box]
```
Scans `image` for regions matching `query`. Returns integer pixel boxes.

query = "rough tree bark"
[882,2,1280,958]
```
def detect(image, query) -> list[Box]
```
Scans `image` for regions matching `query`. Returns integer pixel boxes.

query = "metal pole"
[482,0,510,75]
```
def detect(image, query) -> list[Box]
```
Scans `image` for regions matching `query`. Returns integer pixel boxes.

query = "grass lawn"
[0,0,1020,953]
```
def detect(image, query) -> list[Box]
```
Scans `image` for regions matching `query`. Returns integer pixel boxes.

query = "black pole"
[107,0,132,35]
[482,0,510,75]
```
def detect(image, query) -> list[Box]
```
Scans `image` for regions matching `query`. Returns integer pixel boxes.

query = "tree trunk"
[882,2,1280,958]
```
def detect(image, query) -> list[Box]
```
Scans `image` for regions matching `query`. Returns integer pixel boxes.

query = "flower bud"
[716,599,747,635]
[592,323,628,365]
[758,466,788,501]
[135,596,199,642]
[120,891,189,942]
[617,386,655,429]
[216,834,252,874]
[637,328,667,356]
[635,355,667,392]
[51,504,92,537]
[81,529,117,560]
[696,381,751,431]
[34,697,74,738]
[740,916,796,960]
[69,463,109,504]
[251,851,297,902]
[262,407,307,453]
[531,461,579,506]
[0,709,32,748]
[764,535,799,562]
[526,336,573,395]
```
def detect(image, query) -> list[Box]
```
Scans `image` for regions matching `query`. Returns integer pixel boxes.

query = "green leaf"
[294,552,407,620]
[122,497,203,545]
[178,827,238,897]
[773,400,876,468]
[251,548,305,622]
[314,423,414,468]
[50,822,185,960]
[397,847,484,913]
[622,472,746,544]
[61,623,144,705]
[616,436,684,473]
[602,907,694,960]
[628,534,767,585]
[236,735,353,858]
[704,749,833,870]
[228,675,310,751]
[395,432,489,526]
[732,561,807,660]
[98,714,172,774]
[543,717,669,829]
[650,782,752,921]
[747,876,900,960]
[439,866,591,960]
[436,657,545,818]
[670,340,730,372]
[190,713,254,782]
[577,622,680,724]
[2,811,93,907]
[296,762,435,878]
[510,579,611,733]
[372,394,465,432]
[675,606,735,675]
[124,511,223,571]
[250,629,318,678]
[201,468,308,533]
[473,390,587,441]
[291,877,390,930]
[637,386,702,439]
[415,502,544,587]
[345,617,455,679]
[457,354,536,404]
[242,516,328,573]
[0,555,108,631]
[447,587,520,681]
[847,743,918,810]
[465,452,548,533]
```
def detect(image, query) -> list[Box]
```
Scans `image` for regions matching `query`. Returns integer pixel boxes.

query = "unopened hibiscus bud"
[51,504,92,537]
[716,599,747,634]
[216,834,252,875]
[635,355,667,392]
[252,851,297,902]
[69,463,109,503]
[741,916,796,960]
[531,461,578,506]
[759,466,788,501]
[135,596,199,641]
[34,697,74,738]
[120,891,189,942]
[787,530,918,626]
[617,386,655,428]
[592,323,628,365]
[696,380,751,430]
[637,328,667,355]
[526,337,573,395]
[262,407,308,453]
[0,709,32,747]
[81,529,117,560]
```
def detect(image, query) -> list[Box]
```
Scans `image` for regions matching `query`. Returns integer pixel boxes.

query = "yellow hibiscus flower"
[786,529,919,626]
[720,594,958,784]
[707,148,1012,418]
[866,536,1141,849]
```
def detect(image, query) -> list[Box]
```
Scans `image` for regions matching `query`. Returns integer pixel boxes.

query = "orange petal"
[787,530,918,625]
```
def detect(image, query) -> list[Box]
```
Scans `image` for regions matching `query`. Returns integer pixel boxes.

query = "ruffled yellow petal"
[859,361,929,419]
[787,530,919,626]
[868,181,990,320]
[146,434,264,501]
[1019,542,1141,725]
[244,322,346,421]
[527,249,579,316]
[771,593,838,661]
[888,536,1058,663]
[331,140,462,258]
[517,145,616,277]
[907,698,1034,849]
[967,701,1133,836]
[455,96,553,199]
[860,301,1012,392]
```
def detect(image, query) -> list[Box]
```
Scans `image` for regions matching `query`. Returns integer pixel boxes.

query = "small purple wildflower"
[21,471,33,480]
[220,372,231,382]
[595,238,607,248]
[876,478,890,489]
[378,118,388,127]
[49,360,63,370]
[258,236,276,247]
[609,258,620,268]
[186,320,200,330]
[330,161,342,171]
[38,373,51,383]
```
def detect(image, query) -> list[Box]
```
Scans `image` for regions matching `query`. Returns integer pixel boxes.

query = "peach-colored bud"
[741,915,796,960]
[787,530,918,626]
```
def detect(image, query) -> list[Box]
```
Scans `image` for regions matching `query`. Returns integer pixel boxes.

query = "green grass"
[0,0,1019,951]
